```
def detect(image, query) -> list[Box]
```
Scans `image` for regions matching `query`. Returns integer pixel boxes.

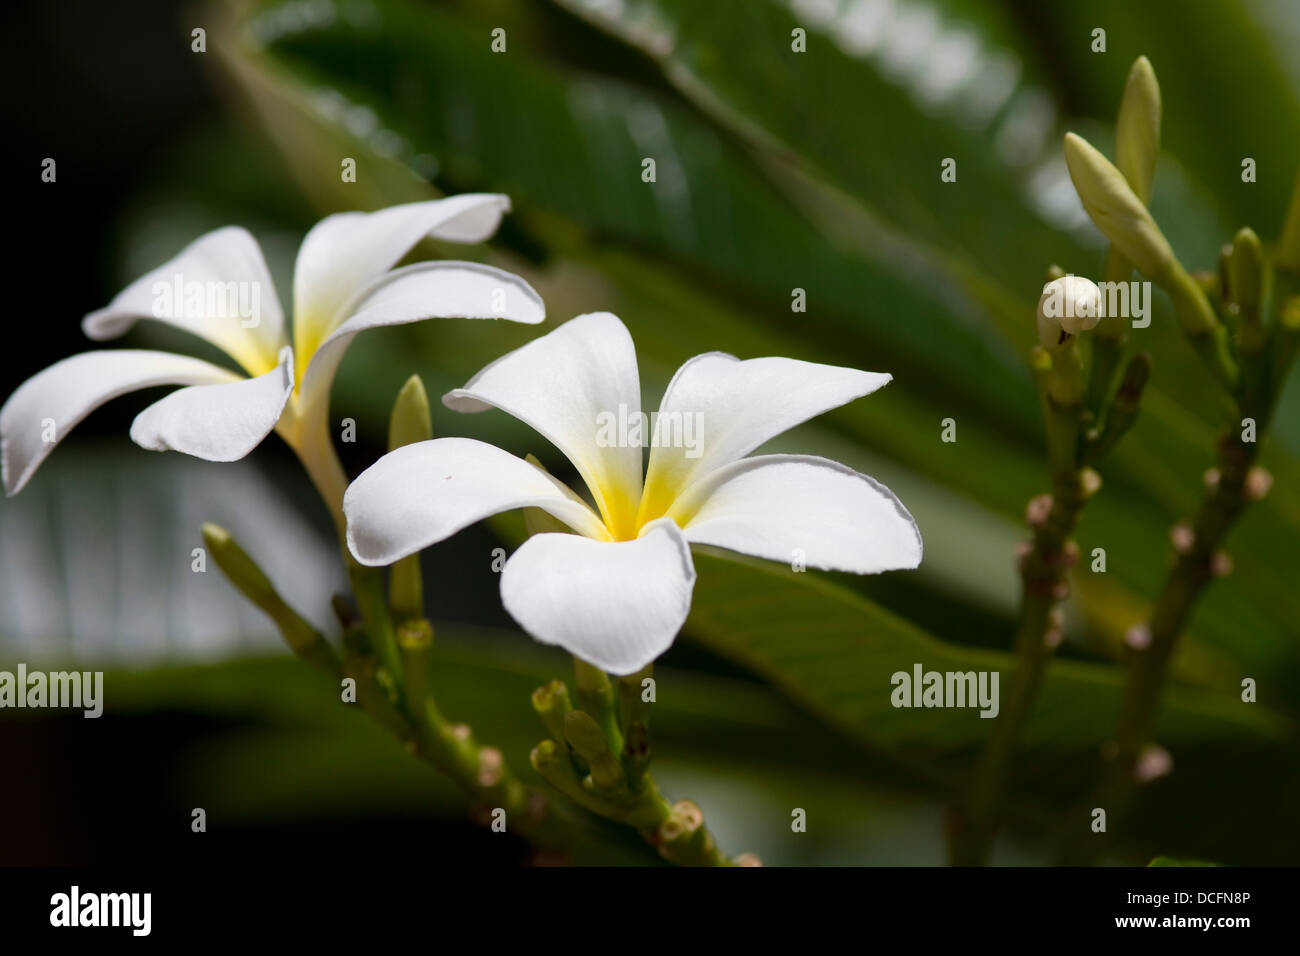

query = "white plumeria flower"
[344,312,922,675]
[0,195,544,507]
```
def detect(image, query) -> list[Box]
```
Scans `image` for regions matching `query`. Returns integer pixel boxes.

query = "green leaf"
[228,0,1300,699]
[1148,856,1220,867]
[684,547,1288,769]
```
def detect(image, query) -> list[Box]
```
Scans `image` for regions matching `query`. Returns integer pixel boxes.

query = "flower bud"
[1229,227,1264,313]
[387,374,432,621]
[1037,275,1102,347]
[1114,56,1161,206]
[388,373,433,451]
[202,522,332,668]
[1064,132,1177,283]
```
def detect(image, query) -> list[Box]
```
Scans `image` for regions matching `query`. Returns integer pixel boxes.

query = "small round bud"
[1211,551,1233,578]
[1039,275,1102,345]
[1026,493,1054,527]
[1135,744,1173,783]
[477,747,504,787]
[1125,624,1152,650]
[1244,467,1273,501]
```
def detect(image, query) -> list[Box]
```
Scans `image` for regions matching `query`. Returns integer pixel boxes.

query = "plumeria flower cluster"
[0,195,543,509]
[344,312,923,674]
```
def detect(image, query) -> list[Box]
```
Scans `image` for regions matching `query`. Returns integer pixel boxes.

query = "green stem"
[950,419,1087,865]
[339,614,589,853]
[1063,269,1297,865]
[1085,249,1132,416]
[1061,432,1256,864]
[573,657,623,755]
[209,521,593,857]
[347,557,404,690]
[951,336,1148,864]
[530,659,735,866]
[1085,354,1152,464]
[617,666,654,792]
[531,740,732,866]
[1168,269,1240,395]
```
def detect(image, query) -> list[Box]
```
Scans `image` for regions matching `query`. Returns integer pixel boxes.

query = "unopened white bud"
[1037,275,1102,347]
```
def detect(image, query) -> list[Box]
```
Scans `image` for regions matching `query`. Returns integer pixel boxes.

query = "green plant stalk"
[397,618,434,731]
[347,557,404,691]
[950,351,1088,865]
[1086,353,1152,464]
[1065,265,1299,865]
[617,666,654,792]
[572,657,624,755]
[531,740,732,866]
[336,615,586,852]
[1063,431,1259,864]
[531,660,735,866]
[1167,267,1240,395]
[1086,249,1132,416]
[209,525,592,856]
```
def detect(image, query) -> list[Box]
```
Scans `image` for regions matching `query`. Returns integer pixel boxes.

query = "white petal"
[1,350,243,495]
[500,518,696,675]
[129,348,293,461]
[639,353,891,522]
[292,194,511,349]
[444,312,644,539]
[672,454,922,574]
[344,437,608,566]
[297,261,544,410]
[81,226,286,377]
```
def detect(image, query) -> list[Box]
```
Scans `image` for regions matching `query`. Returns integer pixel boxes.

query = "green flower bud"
[1229,227,1264,314]
[1064,132,1177,283]
[387,375,433,623]
[1115,56,1161,205]
[387,374,433,451]
[202,523,333,669]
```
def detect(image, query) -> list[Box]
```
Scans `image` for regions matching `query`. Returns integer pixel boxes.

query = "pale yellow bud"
[1064,132,1177,282]
[1115,56,1161,205]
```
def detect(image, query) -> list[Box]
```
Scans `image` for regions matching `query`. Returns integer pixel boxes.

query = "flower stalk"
[1066,206,1300,864]
[202,373,614,859]
[950,316,1148,864]
[530,658,739,866]
[1055,72,1300,856]
[206,519,589,855]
